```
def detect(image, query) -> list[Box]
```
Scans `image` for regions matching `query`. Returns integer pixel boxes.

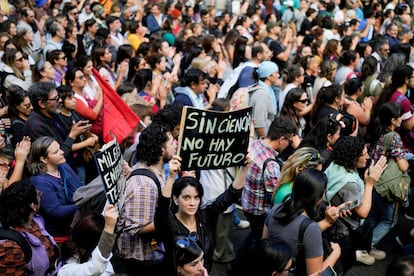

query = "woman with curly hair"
[0,180,58,275]
[325,136,387,271]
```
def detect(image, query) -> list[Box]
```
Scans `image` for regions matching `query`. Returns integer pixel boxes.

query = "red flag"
[92,68,140,143]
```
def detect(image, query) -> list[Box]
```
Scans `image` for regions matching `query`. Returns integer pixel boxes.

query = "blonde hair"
[272,147,323,202]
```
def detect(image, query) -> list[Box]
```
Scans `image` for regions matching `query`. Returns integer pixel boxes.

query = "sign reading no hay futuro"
[178,106,252,171]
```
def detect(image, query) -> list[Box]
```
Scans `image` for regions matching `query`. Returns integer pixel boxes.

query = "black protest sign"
[94,138,126,209]
[177,106,252,170]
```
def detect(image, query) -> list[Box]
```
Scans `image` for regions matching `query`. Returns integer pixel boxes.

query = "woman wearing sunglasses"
[155,155,250,275]
[279,88,312,139]
[0,48,32,91]
[174,235,208,276]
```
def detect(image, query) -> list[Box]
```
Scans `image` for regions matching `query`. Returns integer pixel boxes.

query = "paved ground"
[211,211,410,276]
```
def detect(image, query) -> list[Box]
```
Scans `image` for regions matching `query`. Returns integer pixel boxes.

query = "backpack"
[71,176,107,227]
[128,168,161,194]
[369,79,381,96]
[229,85,261,111]
[0,228,32,263]
[294,217,313,276]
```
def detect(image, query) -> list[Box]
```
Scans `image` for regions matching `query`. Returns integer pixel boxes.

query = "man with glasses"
[241,117,297,241]
[23,82,89,158]
[371,36,390,73]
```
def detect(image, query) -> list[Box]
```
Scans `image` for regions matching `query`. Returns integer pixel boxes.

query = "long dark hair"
[365,102,403,144]
[300,117,341,151]
[310,84,343,123]
[273,168,327,224]
[171,177,204,214]
[374,65,413,119]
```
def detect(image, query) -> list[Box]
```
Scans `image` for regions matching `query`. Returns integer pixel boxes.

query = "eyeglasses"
[176,232,198,248]
[297,98,309,104]
[47,95,60,101]
[58,56,67,60]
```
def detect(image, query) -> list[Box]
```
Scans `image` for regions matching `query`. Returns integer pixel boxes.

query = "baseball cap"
[257,61,279,79]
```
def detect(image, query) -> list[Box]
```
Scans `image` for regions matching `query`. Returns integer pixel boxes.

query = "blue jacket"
[31,163,84,236]
[146,14,165,33]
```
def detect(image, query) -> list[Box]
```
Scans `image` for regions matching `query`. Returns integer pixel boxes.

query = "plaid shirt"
[242,139,281,216]
[116,164,165,262]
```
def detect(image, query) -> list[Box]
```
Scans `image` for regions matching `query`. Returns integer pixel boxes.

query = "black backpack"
[0,228,32,263]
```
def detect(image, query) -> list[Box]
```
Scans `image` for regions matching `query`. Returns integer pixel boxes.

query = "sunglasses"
[16,57,24,62]
[176,232,198,248]
[308,151,324,163]
[297,98,309,104]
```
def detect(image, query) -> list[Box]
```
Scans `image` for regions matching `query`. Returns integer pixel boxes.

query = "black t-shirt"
[264,36,287,71]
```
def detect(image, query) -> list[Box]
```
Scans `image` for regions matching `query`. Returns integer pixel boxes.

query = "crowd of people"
[1,0,414,275]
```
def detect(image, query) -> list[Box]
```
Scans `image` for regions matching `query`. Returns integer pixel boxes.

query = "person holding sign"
[116,124,176,275]
[154,154,251,275]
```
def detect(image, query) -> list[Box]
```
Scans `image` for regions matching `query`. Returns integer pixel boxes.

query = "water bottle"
[306,83,313,103]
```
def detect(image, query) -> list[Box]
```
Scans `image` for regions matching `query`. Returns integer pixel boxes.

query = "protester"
[325,136,387,271]
[59,205,118,275]
[27,136,84,241]
[0,180,58,275]
[263,168,341,275]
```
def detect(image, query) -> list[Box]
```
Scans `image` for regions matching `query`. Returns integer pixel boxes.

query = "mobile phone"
[340,200,360,212]
[321,265,337,276]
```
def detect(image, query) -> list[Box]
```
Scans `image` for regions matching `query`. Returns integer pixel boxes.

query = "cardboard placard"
[94,138,126,210]
[177,106,252,170]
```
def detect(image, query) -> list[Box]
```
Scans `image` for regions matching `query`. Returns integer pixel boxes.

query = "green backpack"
[374,132,410,202]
